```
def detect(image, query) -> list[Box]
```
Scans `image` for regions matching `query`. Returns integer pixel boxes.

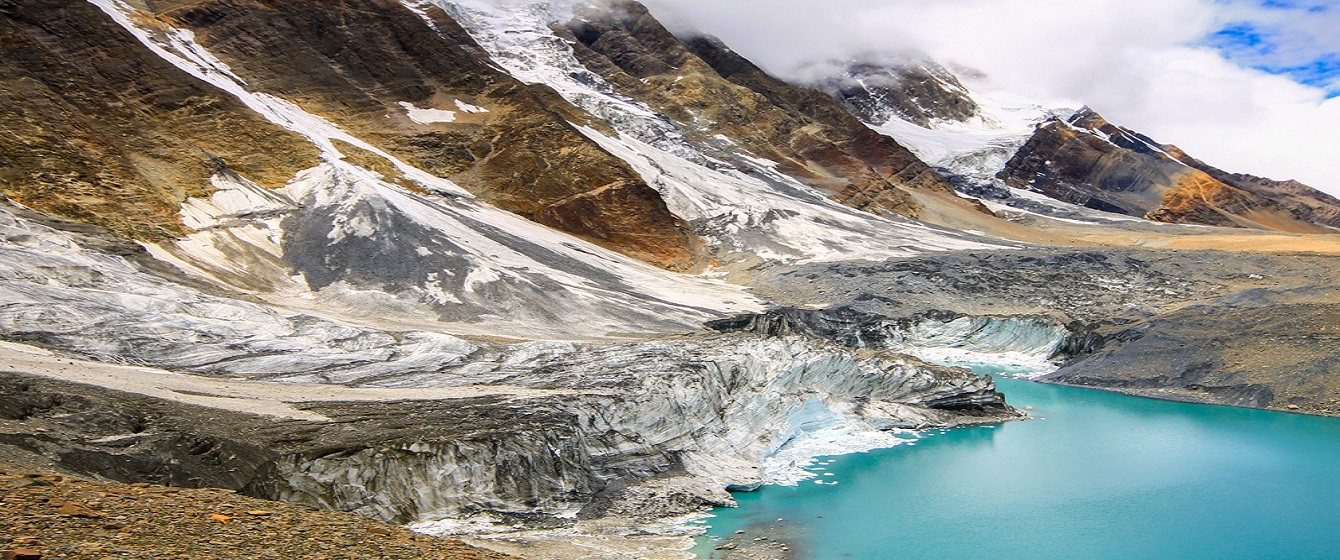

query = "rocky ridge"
[818,58,1340,237]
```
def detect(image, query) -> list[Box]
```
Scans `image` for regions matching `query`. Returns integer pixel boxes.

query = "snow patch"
[399,101,457,124]
[871,89,1076,179]
[453,99,489,113]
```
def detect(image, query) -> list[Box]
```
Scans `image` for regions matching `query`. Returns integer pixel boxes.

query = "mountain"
[1,0,1339,557]
[815,56,1340,235]
[998,107,1340,232]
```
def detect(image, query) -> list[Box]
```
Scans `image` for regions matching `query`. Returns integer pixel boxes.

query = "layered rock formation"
[708,307,1077,367]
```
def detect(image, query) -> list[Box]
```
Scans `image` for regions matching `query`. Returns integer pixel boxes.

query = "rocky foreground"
[0,467,515,560]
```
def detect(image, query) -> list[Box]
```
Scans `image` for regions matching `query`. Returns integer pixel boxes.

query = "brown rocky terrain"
[558,1,981,220]
[0,0,320,240]
[0,467,516,560]
[1000,107,1340,233]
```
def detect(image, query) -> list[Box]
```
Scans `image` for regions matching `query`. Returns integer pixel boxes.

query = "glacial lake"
[692,366,1340,559]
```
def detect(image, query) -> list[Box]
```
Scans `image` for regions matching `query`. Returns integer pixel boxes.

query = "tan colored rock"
[55,503,100,518]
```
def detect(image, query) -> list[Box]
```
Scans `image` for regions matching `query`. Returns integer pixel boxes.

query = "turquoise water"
[693,366,1340,559]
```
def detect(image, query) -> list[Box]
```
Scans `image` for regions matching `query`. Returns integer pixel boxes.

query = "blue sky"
[1207,1,1340,97]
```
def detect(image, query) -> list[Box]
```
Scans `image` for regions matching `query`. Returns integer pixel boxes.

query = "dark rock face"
[558,1,974,220]
[143,0,706,270]
[0,373,287,490]
[706,306,895,342]
[809,59,981,127]
[999,107,1340,232]
[707,306,1090,360]
[0,0,320,240]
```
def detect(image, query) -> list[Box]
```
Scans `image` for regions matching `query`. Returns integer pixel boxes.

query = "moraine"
[693,366,1340,559]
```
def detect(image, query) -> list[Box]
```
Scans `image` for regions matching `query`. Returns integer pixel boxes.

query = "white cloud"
[639,0,1340,196]
[1212,1,1340,92]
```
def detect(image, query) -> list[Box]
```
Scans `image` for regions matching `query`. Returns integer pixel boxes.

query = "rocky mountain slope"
[0,0,320,240]
[996,108,1340,233]
[559,1,961,219]
[143,0,709,271]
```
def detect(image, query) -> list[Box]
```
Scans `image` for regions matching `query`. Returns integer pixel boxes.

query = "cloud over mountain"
[640,0,1340,196]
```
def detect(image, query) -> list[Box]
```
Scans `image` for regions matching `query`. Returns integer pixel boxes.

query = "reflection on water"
[694,366,1340,560]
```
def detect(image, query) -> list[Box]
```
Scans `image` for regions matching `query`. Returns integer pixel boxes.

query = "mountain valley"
[1,1,1339,558]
